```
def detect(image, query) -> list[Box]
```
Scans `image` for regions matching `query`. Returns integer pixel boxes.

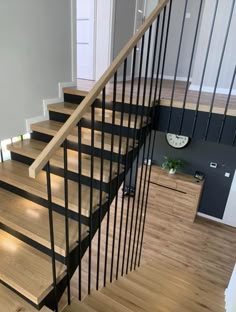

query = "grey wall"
[191,0,236,91]
[163,0,201,79]
[152,131,236,219]
[0,0,73,141]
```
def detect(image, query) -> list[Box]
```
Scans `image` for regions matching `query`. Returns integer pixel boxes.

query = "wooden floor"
[71,79,236,116]
[66,165,236,311]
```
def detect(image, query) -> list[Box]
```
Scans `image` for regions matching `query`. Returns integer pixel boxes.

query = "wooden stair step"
[63,88,152,108]
[0,188,88,256]
[84,291,134,312]
[63,298,97,312]
[0,160,107,217]
[48,103,144,129]
[0,230,66,305]
[8,139,122,183]
[0,284,52,312]
[31,120,136,155]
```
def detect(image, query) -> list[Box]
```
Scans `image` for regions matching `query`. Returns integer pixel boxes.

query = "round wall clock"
[166,133,190,149]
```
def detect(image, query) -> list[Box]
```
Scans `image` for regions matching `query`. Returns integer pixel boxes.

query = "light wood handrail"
[29,0,169,178]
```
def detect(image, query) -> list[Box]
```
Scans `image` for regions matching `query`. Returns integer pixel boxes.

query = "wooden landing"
[31,120,136,155]
[0,188,88,256]
[0,160,107,217]
[8,139,122,183]
[0,230,65,305]
[63,260,226,312]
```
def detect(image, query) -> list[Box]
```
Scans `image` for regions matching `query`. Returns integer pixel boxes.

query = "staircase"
[63,260,226,312]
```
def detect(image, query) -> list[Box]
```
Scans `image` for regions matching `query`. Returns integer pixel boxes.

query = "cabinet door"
[174,192,197,222]
[149,183,175,215]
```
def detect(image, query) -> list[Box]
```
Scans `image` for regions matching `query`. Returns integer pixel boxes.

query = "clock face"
[166,133,190,149]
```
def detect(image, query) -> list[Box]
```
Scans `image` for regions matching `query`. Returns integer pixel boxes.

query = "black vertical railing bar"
[167,0,188,132]
[137,9,169,266]
[96,87,106,290]
[126,35,145,274]
[88,105,95,295]
[192,0,220,137]
[0,146,3,162]
[138,18,168,265]
[115,59,127,280]
[158,0,172,102]
[232,121,236,146]
[77,124,82,301]
[179,0,204,135]
[218,66,236,143]
[133,25,154,270]
[131,26,153,272]
[205,0,236,140]
[109,72,118,284]
[63,140,71,305]
[46,162,58,312]
[121,47,137,277]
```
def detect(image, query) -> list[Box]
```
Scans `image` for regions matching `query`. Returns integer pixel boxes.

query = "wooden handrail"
[29,0,169,178]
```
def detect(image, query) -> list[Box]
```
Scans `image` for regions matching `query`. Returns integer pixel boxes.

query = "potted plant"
[161,156,183,174]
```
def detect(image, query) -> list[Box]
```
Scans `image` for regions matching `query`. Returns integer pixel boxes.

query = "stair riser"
[49,111,145,139]
[0,180,100,225]
[0,222,65,263]
[10,152,124,193]
[31,131,133,164]
[64,93,153,116]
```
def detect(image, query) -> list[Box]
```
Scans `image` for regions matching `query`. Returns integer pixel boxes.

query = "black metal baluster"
[192,0,220,137]
[115,59,127,280]
[126,35,145,274]
[0,145,3,162]
[96,87,105,290]
[77,125,82,301]
[179,0,204,134]
[63,140,71,305]
[131,27,153,272]
[218,66,236,143]
[158,0,173,101]
[121,47,137,277]
[134,25,154,270]
[46,162,58,312]
[205,0,236,140]
[88,105,95,295]
[167,0,188,132]
[109,72,118,284]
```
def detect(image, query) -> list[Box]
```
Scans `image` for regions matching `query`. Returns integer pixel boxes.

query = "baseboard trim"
[189,84,236,96]
[197,212,224,224]
[25,81,76,133]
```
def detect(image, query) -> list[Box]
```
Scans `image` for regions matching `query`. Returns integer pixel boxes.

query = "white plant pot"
[169,168,176,175]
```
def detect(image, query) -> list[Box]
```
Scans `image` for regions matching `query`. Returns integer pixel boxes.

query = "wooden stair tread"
[48,103,143,129]
[63,88,153,108]
[8,139,122,183]
[0,160,107,217]
[0,230,66,305]
[84,291,134,312]
[0,284,52,312]
[63,298,97,312]
[31,120,136,155]
[0,188,88,256]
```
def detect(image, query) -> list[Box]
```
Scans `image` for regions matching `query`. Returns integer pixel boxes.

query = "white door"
[77,0,95,80]
[223,170,236,227]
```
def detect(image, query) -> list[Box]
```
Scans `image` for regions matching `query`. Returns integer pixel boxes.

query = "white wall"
[223,170,236,227]
[225,264,236,312]
[0,0,75,141]
[191,0,236,93]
